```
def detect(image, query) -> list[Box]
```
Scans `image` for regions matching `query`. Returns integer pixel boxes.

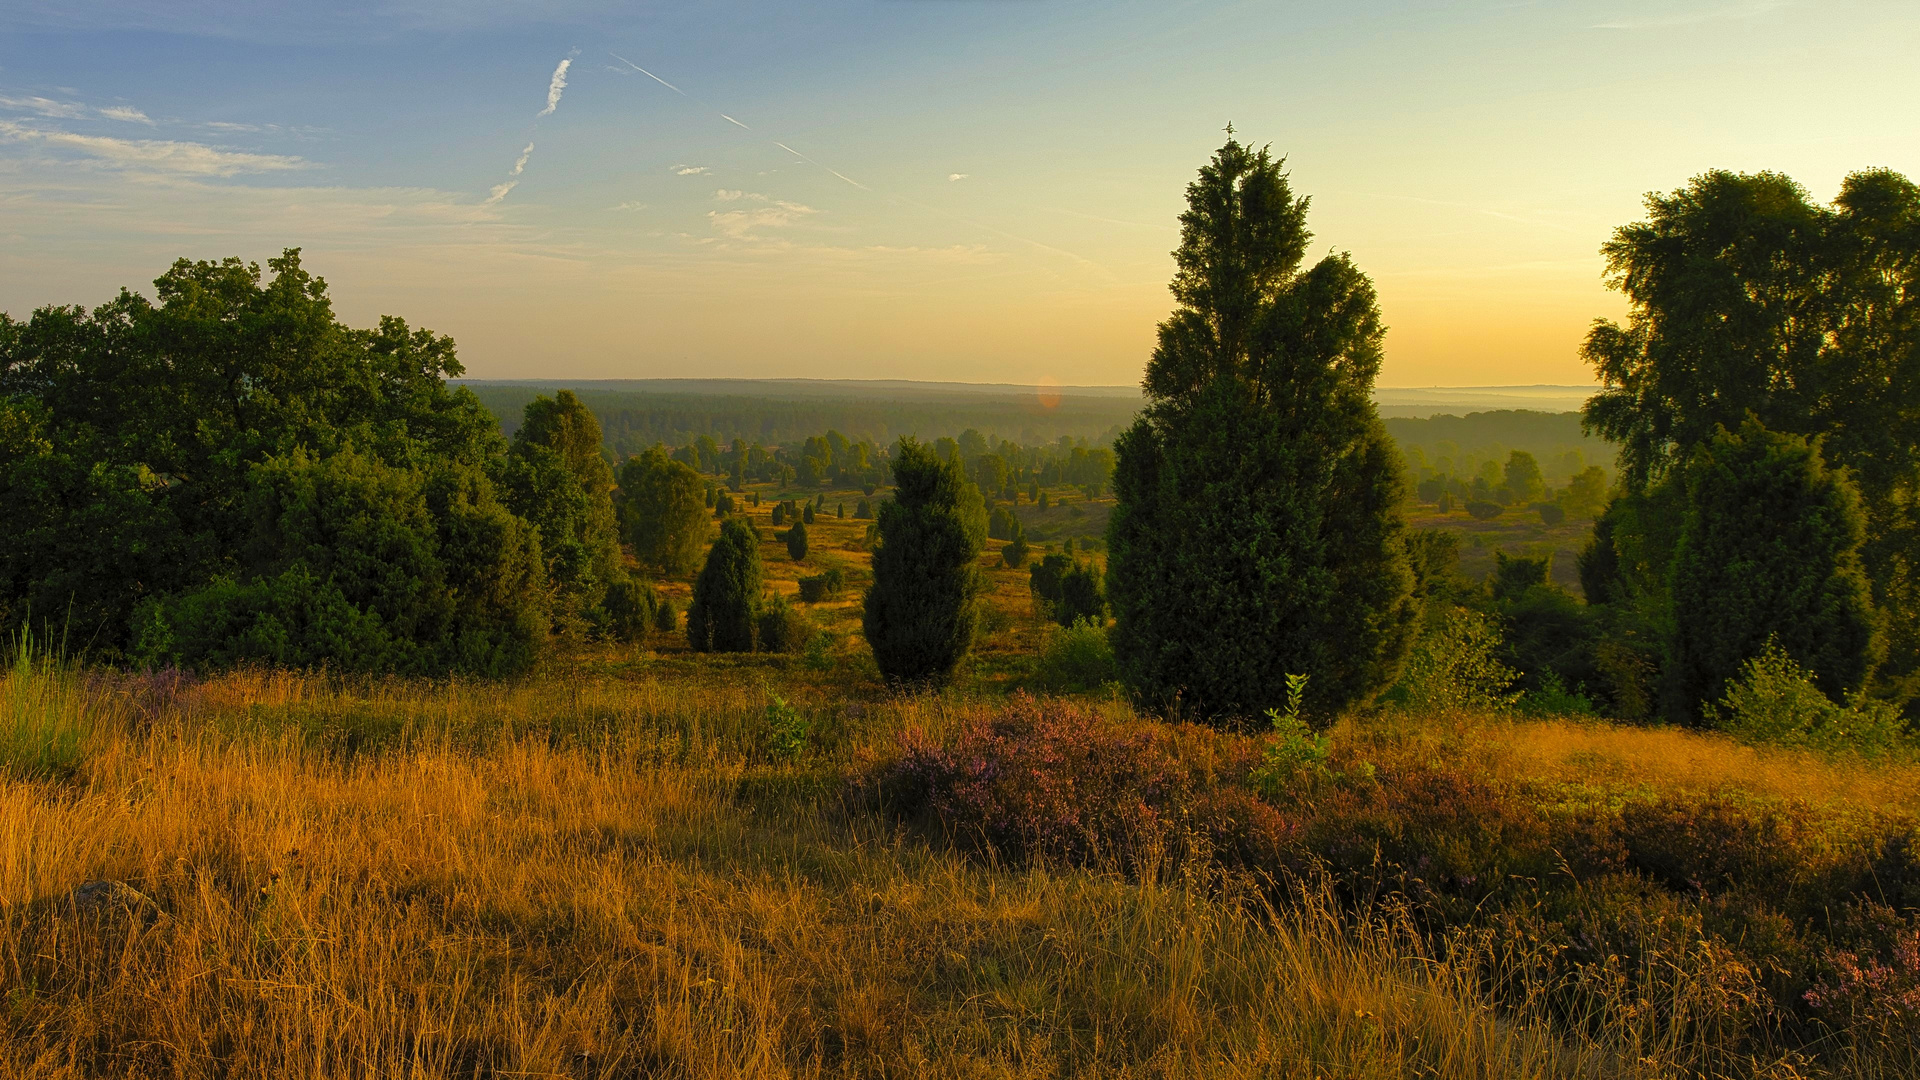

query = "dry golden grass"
[0,664,1724,1079]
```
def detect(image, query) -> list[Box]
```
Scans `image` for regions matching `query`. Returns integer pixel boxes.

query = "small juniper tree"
[1668,419,1883,723]
[687,517,762,652]
[802,502,815,524]
[786,518,809,562]
[862,439,983,685]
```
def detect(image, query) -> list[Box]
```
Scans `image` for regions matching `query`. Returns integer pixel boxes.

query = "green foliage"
[1582,167,1920,700]
[862,439,984,686]
[854,498,872,520]
[1669,420,1882,725]
[1001,521,1030,569]
[1518,671,1596,717]
[0,250,525,671]
[134,448,547,677]
[1391,609,1522,715]
[1029,618,1120,694]
[756,594,812,655]
[1707,641,1909,756]
[1028,552,1104,627]
[1249,674,1338,797]
[1106,138,1418,724]
[797,567,843,604]
[687,518,762,653]
[802,502,815,525]
[0,634,90,782]
[1465,500,1503,520]
[617,446,710,575]
[1536,503,1566,527]
[503,390,631,639]
[771,503,786,527]
[987,506,1017,542]
[1502,451,1545,504]
[601,578,657,643]
[785,519,809,562]
[762,691,811,762]
[652,597,677,634]
[1560,465,1610,520]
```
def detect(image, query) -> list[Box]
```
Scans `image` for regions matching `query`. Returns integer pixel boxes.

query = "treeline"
[465,384,1136,457]
[653,428,1117,502]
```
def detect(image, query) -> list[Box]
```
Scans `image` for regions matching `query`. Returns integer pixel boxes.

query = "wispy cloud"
[0,95,89,121]
[537,54,574,118]
[948,173,968,182]
[611,201,648,211]
[713,189,768,202]
[708,199,819,239]
[720,114,750,130]
[0,120,309,176]
[97,106,153,125]
[485,140,535,205]
[675,164,710,176]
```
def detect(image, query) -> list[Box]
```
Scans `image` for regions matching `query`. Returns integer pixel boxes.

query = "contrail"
[538,57,572,117]
[610,53,683,94]
[486,49,575,206]
[608,54,1105,275]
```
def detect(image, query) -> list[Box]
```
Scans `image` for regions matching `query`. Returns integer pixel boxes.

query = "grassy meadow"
[0,480,1914,1078]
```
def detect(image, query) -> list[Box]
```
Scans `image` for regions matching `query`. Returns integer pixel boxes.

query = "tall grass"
[0,633,94,781]
[0,664,1911,1076]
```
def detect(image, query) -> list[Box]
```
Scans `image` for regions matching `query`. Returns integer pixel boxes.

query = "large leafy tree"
[1106,138,1419,723]
[616,446,710,575]
[1582,169,1920,701]
[0,249,545,673]
[863,439,984,686]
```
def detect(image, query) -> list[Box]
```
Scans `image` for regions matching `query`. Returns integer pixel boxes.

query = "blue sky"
[1,1,1914,385]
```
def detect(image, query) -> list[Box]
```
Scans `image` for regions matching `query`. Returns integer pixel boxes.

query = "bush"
[687,517,761,652]
[652,597,677,633]
[875,696,1203,868]
[1002,526,1030,569]
[601,577,657,642]
[1029,618,1120,694]
[763,691,811,761]
[1536,502,1566,527]
[786,519,809,562]
[854,498,872,519]
[1389,609,1521,715]
[771,503,786,527]
[802,502,815,525]
[862,440,983,686]
[756,595,813,654]
[1465,500,1504,520]
[797,567,844,604]
[1707,641,1909,756]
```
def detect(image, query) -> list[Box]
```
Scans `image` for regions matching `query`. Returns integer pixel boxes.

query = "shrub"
[687,517,762,652]
[652,597,677,633]
[763,691,811,761]
[854,498,872,519]
[756,595,812,654]
[1390,609,1521,715]
[802,502,815,524]
[1465,500,1504,520]
[786,519,809,562]
[1536,502,1567,527]
[862,440,983,686]
[771,503,787,526]
[1707,641,1908,756]
[876,696,1200,868]
[601,577,658,642]
[1029,618,1121,694]
[1002,524,1030,569]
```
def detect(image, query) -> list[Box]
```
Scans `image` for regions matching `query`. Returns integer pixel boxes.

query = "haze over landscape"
[3,0,1914,385]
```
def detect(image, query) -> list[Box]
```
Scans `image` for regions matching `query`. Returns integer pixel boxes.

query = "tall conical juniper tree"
[863,438,984,686]
[1107,138,1419,723]
[687,517,762,652]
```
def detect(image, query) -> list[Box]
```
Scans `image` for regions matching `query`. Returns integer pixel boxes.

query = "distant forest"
[467,383,1613,483]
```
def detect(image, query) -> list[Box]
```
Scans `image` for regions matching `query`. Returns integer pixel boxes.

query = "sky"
[0,1,1914,387]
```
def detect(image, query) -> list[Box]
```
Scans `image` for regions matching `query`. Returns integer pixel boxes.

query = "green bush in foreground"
[1709,640,1909,756]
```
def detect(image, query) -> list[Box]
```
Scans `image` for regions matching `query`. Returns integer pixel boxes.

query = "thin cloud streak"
[0,120,309,176]
[609,53,684,94]
[537,54,574,118]
[485,49,575,206]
